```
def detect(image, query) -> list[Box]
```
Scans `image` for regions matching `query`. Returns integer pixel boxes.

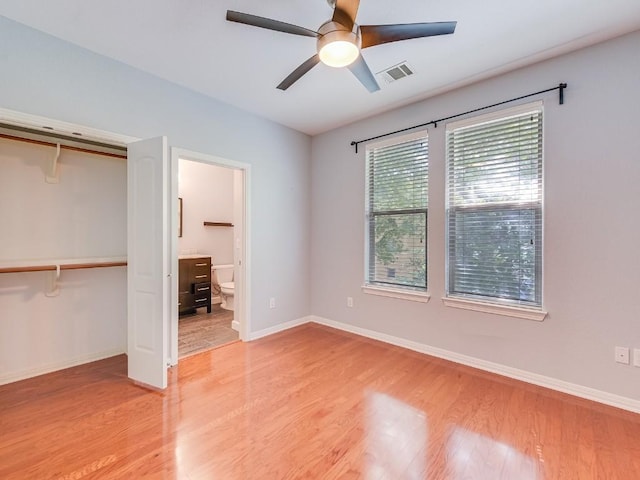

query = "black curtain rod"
[350,82,567,153]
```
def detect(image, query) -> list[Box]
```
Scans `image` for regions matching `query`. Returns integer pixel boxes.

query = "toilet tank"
[211,264,234,285]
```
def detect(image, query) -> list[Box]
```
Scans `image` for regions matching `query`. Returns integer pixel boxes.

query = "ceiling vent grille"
[377,62,414,84]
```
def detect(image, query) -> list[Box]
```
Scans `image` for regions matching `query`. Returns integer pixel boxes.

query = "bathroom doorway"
[169,148,249,363]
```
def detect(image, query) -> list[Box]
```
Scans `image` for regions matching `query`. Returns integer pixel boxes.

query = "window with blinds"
[366,131,428,290]
[445,103,543,307]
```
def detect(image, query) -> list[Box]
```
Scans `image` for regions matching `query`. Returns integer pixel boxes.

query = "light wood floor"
[2,324,640,479]
[178,304,238,358]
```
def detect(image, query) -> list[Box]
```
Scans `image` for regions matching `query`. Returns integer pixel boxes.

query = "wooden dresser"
[178,256,212,315]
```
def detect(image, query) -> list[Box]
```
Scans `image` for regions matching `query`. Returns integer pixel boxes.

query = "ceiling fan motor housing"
[317,21,361,67]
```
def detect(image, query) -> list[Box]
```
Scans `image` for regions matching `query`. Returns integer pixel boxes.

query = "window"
[446,103,543,308]
[365,131,428,292]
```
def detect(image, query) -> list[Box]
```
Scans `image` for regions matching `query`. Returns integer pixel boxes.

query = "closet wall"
[0,137,127,384]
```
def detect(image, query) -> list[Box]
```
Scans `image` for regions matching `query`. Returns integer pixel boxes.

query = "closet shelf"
[0,256,127,274]
[203,221,233,227]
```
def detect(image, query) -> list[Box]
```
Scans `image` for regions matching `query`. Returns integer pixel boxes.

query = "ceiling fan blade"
[332,0,361,31]
[226,10,319,38]
[360,22,457,48]
[277,54,321,91]
[347,54,380,93]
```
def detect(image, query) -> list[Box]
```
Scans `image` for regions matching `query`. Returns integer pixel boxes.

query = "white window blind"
[446,105,543,306]
[366,132,428,290]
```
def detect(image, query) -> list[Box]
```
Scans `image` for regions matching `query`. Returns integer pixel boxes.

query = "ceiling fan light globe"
[319,40,359,67]
[317,27,360,68]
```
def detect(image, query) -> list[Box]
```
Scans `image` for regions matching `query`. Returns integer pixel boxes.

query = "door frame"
[169,148,251,366]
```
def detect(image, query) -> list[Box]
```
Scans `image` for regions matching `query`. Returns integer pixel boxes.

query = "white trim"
[364,128,429,150]
[170,147,252,352]
[0,349,124,386]
[442,297,547,321]
[445,100,543,131]
[0,107,138,145]
[248,316,313,341]
[362,284,430,303]
[174,147,253,171]
[309,316,640,414]
[168,147,180,367]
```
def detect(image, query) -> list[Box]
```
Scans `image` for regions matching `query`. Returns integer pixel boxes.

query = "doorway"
[176,159,239,357]
[169,148,250,365]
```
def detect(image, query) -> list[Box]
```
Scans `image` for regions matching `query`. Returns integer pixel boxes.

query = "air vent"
[377,62,414,84]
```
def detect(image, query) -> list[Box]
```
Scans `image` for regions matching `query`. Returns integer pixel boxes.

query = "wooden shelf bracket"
[46,143,61,184]
[46,264,61,297]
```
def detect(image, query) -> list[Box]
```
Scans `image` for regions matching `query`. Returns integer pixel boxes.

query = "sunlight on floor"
[364,391,428,479]
[447,427,540,480]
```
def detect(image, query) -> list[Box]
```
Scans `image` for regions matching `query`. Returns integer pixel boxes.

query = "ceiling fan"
[226,0,456,92]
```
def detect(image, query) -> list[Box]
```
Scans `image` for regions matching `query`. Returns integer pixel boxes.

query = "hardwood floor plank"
[1,323,640,479]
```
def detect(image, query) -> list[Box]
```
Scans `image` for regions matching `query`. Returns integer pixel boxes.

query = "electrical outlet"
[633,348,640,367]
[615,346,630,364]
[269,297,276,309]
[347,297,354,308]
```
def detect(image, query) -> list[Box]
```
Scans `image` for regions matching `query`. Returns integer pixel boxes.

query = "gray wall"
[0,17,311,371]
[311,30,640,401]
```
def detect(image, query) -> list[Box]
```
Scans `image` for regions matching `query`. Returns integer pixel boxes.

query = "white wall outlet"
[269,297,276,309]
[633,348,640,367]
[615,346,630,364]
[347,297,354,308]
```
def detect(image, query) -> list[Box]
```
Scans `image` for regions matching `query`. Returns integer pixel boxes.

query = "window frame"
[363,130,430,302]
[444,102,547,320]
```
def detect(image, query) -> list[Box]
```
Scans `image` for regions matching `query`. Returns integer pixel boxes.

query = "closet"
[0,124,128,385]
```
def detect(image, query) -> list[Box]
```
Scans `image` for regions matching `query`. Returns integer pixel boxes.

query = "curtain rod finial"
[559,83,567,105]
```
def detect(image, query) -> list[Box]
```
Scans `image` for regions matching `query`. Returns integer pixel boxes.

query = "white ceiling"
[2,1,640,135]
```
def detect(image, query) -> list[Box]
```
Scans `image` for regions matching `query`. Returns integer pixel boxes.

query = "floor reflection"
[364,391,428,479]
[447,427,540,480]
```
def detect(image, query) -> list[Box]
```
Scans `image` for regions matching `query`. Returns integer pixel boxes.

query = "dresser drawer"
[191,262,211,282]
[192,282,211,295]
[193,294,210,306]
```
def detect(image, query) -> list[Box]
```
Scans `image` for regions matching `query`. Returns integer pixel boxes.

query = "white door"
[127,136,169,389]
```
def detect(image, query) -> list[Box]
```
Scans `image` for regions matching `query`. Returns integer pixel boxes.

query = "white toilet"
[211,264,234,311]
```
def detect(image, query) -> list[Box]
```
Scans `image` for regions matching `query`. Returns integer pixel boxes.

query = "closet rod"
[0,261,127,274]
[0,133,127,160]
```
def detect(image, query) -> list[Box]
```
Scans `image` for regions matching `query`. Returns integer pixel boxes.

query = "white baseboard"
[0,348,125,386]
[231,320,240,331]
[248,316,313,341]
[310,315,640,414]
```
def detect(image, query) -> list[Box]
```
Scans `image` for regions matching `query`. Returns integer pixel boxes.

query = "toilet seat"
[220,281,234,292]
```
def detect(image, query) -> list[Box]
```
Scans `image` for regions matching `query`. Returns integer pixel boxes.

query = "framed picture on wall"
[178,197,183,238]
